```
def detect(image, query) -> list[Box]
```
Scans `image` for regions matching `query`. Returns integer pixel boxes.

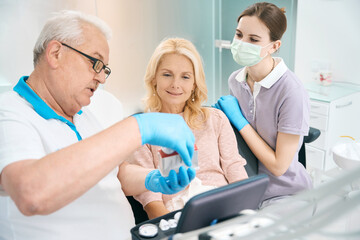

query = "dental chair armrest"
[304,127,321,143]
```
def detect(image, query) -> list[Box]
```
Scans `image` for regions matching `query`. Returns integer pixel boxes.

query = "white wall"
[97,1,157,116]
[294,0,360,85]
[0,0,97,84]
[1,0,359,116]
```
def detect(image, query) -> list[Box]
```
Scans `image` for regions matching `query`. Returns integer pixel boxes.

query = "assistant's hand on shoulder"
[213,95,249,131]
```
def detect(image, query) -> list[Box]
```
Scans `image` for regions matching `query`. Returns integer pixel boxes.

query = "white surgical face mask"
[231,38,273,66]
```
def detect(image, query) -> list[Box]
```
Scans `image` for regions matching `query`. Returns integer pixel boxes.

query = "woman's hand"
[213,95,249,131]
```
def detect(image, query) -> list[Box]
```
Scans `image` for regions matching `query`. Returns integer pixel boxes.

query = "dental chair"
[124,100,320,224]
[231,125,321,176]
[300,127,321,168]
[128,123,321,225]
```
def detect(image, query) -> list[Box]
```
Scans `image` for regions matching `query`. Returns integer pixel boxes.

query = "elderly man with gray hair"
[0,10,196,239]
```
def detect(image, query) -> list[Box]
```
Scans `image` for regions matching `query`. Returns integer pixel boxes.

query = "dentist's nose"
[95,71,106,84]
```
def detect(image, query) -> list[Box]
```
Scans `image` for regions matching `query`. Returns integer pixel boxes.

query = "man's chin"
[75,98,91,113]
[82,98,91,108]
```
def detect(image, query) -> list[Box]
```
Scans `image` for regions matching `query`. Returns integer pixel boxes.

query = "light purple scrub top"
[228,58,313,202]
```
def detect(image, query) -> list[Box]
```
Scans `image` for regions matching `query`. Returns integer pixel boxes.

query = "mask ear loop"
[260,42,275,58]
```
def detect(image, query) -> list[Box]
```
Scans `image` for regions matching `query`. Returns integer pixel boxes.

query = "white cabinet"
[305,82,360,172]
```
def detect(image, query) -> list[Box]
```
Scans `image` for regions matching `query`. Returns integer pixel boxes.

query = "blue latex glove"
[211,102,222,111]
[214,95,249,131]
[145,166,196,195]
[133,113,195,166]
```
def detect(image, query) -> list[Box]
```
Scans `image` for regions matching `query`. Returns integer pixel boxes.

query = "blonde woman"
[127,38,248,219]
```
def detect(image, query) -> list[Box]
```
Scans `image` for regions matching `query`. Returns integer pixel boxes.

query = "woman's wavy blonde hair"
[143,38,209,129]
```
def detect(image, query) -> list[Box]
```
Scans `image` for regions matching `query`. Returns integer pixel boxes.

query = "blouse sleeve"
[215,109,248,183]
[126,145,163,207]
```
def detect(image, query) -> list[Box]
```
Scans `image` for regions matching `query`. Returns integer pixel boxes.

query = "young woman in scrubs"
[214,2,312,208]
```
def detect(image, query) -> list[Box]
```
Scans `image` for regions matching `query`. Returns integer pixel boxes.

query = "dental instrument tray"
[130,174,269,240]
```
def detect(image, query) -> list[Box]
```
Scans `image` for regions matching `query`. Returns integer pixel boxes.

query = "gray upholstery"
[231,124,259,176]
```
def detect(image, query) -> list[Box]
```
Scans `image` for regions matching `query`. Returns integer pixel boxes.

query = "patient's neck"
[160,103,185,114]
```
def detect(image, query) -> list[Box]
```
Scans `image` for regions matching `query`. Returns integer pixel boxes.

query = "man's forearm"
[1,116,142,215]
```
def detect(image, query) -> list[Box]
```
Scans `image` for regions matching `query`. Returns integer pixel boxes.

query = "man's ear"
[45,40,62,69]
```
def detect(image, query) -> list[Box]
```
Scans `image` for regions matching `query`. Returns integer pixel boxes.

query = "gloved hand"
[214,95,249,131]
[133,113,195,166]
[145,166,196,195]
[211,102,222,111]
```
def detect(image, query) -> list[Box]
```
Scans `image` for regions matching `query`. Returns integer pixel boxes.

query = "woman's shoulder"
[204,107,228,123]
[198,107,236,139]
[277,70,309,99]
[280,69,304,88]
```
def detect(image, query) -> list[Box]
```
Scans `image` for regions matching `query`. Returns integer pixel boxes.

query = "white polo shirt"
[0,76,134,240]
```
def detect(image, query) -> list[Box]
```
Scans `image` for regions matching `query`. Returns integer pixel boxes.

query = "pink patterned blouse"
[127,108,248,209]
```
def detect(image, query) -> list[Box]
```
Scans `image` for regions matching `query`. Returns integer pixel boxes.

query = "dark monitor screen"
[175,174,269,234]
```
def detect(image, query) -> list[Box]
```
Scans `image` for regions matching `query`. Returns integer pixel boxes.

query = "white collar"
[235,57,288,89]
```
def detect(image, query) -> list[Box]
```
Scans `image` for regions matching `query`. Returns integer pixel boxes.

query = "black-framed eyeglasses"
[61,42,111,79]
